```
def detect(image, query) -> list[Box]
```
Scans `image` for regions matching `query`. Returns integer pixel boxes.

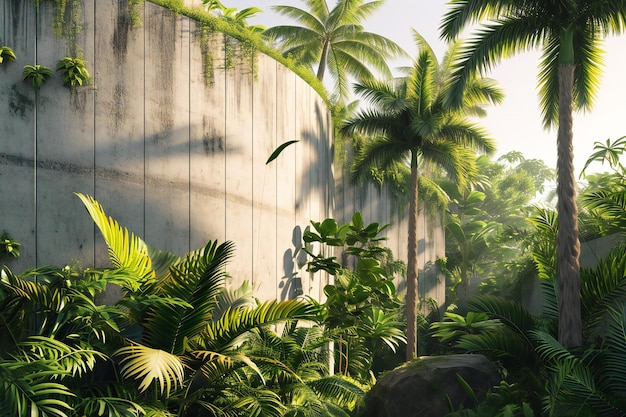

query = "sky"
[237,0,626,177]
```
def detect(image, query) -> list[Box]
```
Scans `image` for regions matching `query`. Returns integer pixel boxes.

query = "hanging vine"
[199,25,216,86]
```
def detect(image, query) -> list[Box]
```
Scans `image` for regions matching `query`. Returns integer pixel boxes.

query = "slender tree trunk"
[406,151,419,361]
[556,62,582,349]
[317,40,329,81]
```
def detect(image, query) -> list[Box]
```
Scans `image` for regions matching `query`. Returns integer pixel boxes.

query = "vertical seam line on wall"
[141,2,149,234]
[188,17,191,253]
[223,35,227,244]
[275,61,279,299]
[34,1,38,267]
[251,51,255,288]
[92,0,97,266]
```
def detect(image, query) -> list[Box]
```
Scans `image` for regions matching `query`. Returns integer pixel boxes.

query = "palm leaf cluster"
[0,193,366,417]
[263,0,405,102]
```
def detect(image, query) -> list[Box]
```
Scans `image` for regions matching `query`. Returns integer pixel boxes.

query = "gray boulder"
[362,354,500,417]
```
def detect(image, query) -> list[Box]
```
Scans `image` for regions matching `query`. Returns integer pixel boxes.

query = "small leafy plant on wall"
[22,64,53,90]
[56,57,90,88]
[0,46,16,63]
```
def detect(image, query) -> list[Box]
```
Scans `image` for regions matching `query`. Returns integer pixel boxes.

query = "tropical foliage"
[203,0,266,32]
[440,0,626,349]
[303,212,406,380]
[440,153,555,303]
[0,194,373,417]
[0,231,20,261]
[0,45,16,63]
[431,140,626,416]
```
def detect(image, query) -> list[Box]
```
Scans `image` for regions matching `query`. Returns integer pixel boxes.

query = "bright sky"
[240,0,626,176]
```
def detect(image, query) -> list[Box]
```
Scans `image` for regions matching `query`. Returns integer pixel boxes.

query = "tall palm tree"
[341,32,501,360]
[440,0,626,349]
[263,0,405,101]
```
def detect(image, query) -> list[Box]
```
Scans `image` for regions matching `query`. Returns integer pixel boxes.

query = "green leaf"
[266,140,299,164]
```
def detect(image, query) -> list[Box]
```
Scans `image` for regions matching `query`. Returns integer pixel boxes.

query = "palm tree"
[341,32,501,360]
[263,0,405,101]
[440,0,626,350]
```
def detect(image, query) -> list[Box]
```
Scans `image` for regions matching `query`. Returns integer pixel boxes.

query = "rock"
[361,354,500,417]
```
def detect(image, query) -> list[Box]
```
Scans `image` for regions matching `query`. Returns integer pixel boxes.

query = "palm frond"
[225,385,285,417]
[307,374,365,406]
[466,295,535,334]
[115,344,185,396]
[0,360,74,417]
[78,397,145,417]
[18,336,105,378]
[75,193,154,283]
[143,240,234,354]
[199,299,317,352]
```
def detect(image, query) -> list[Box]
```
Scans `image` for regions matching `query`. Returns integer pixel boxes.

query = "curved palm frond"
[17,336,105,378]
[199,299,317,352]
[307,374,365,407]
[78,396,145,417]
[466,295,536,335]
[114,344,185,396]
[75,193,154,283]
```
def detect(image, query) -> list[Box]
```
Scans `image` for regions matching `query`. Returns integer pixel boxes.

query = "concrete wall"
[0,0,444,307]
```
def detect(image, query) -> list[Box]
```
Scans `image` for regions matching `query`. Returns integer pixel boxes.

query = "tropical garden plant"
[0,45,16,63]
[341,31,502,360]
[0,231,20,261]
[431,142,626,416]
[263,0,405,102]
[22,64,53,90]
[56,57,90,88]
[203,0,265,32]
[439,153,555,304]
[302,212,406,381]
[440,0,626,350]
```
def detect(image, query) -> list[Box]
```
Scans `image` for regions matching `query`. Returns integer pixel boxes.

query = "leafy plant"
[0,232,20,260]
[0,45,16,63]
[303,213,406,380]
[21,64,53,90]
[56,57,90,88]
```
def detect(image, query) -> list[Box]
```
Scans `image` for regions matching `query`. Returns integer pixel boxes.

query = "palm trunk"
[556,62,582,349]
[317,40,329,81]
[405,151,419,361]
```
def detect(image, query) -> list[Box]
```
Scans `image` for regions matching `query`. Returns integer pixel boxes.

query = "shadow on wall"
[279,226,307,301]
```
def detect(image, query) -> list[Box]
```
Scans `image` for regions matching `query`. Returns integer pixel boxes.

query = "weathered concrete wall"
[0,0,333,301]
[0,0,444,307]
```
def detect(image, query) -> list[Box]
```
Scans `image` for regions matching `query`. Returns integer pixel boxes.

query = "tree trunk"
[556,63,582,349]
[405,151,419,361]
[317,40,329,81]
